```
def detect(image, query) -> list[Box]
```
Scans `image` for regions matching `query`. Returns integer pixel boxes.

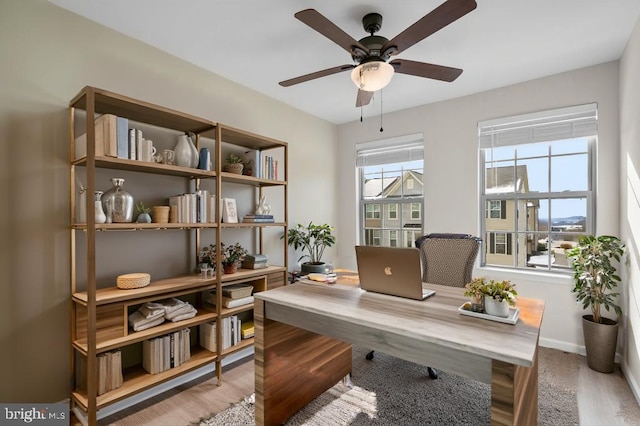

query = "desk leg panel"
[490,346,538,426]
[255,299,352,426]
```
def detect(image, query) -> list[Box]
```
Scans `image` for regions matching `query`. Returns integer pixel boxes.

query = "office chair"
[365,233,481,379]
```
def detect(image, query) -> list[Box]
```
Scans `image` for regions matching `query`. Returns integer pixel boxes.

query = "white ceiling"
[50,0,640,125]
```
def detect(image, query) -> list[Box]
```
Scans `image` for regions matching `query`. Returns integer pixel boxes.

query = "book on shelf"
[199,321,217,352]
[74,113,120,160]
[77,349,122,395]
[242,216,275,223]
[116,116,128,159]
[142,329,191,375]
[241,321,255,339]
[241,262,268,269]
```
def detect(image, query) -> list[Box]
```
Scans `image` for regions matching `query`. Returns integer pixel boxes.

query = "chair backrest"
[415,233,481,287]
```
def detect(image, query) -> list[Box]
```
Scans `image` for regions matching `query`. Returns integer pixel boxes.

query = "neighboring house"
[363,171,423,247]
[484,165,539,267]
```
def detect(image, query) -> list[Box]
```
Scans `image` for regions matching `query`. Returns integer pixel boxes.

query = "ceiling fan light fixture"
[350,61,394,92]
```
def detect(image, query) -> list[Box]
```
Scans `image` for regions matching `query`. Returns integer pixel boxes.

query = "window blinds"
[356,139,424,167]
[478,103,597,149]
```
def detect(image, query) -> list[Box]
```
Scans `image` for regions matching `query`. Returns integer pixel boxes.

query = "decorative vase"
[483,296,510,317]
[470,296,484,313]
[102,178,134,223]
[223,263,238,274]
[136,212,152,223]
[198,147,211,170]
[94,191,106,224]
[255,195,271,215]
[174,134,199,168]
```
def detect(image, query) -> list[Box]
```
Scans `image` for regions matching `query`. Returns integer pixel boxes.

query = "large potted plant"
[568,235,626,373]
[283,222,335,274]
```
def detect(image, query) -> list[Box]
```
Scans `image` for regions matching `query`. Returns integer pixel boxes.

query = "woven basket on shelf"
[117,273,151,290]
[224,163,244,174]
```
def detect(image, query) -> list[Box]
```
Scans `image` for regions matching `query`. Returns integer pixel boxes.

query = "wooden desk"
[254,281,544,425]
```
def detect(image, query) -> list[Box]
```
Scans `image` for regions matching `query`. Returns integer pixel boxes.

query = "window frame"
[478,103,597,273]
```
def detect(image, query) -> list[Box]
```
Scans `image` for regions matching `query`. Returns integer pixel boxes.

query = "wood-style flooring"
[92,348,640,425]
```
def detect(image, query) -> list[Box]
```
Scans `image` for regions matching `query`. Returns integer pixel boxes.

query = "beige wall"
[620,13,640,402]
[0,0,338,402]
[338,61,621,353]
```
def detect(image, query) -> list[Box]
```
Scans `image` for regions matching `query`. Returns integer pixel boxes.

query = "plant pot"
[224,163,244,174]
[582,314,618,373]
[301,262,326,274]
[223,263,238,274]
[483,296,509,317]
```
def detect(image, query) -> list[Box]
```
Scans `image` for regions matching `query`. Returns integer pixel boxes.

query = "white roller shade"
[478,103,597,149]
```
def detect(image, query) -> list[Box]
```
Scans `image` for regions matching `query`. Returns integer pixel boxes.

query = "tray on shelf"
[458,304,520,325]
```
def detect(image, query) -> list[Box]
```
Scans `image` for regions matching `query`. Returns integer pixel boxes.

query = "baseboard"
[73,347,254,424]
[621,359,640,407]
[539,337,622,364]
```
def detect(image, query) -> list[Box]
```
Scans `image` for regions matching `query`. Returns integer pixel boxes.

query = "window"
[388,204,398,220]
[357,135,424,248]
[389,230,398,247]
[366,204,380,219]
[479,104,596,271]
[486,200,506,219]
[411,203,421,220]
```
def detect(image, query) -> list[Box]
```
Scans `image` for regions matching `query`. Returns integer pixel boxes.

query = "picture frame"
[222,198,238,223]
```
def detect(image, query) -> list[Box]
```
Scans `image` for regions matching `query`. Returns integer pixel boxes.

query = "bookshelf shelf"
[69,86,289,424]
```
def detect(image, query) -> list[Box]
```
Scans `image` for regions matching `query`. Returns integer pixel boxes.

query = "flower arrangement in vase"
[463,277,517,317]
[135,202,152,223]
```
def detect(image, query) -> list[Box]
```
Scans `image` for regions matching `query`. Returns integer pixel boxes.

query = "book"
[244,214,274,219]
[242,262,268,270]
[241,321,255,339]
[116,117,129,159]
[128,128,137,160]
[243,217,275,223]
[207,295,254,308]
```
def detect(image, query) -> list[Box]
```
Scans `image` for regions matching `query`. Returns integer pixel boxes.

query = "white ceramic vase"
[484,295,510,317]
[174,134,199,168]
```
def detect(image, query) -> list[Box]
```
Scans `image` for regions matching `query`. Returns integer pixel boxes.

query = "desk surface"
[255,281,544,369]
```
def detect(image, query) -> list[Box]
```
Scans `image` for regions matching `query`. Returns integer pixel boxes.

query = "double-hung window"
[478,104,596,271]
[357,135,424,248]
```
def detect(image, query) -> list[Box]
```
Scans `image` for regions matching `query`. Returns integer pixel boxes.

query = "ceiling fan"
[279,0,477,107]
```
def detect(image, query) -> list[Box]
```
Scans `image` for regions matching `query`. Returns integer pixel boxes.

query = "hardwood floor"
[92,348,640,425]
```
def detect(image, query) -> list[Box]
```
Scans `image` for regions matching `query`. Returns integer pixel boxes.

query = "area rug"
[199,346,579,425]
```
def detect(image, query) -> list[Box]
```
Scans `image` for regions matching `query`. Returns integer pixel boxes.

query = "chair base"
[364,350,439,379]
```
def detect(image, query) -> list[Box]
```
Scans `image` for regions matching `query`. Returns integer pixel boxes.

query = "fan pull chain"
[379,90,384,132]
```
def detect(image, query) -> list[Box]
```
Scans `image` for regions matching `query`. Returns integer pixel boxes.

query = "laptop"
[355,246,436,300]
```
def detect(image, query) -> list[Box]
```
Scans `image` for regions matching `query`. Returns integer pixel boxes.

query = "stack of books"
[242,254,268,270]
[242,214,274,223]
[142,329,191,374]
[77,350,123,396]
[241,321,255,339]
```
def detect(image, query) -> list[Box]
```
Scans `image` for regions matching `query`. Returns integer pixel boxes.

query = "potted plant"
[462,277,485,312]
[568,235,626,373]
[221,242,248,274]
[463,277,517,317]
[224,154,244,174]
[199,244,217,270]
[282,222,336,274]
[135,202,152,223]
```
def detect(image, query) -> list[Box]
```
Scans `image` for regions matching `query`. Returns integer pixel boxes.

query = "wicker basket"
[224,163,244,174]
[117,273,151,289]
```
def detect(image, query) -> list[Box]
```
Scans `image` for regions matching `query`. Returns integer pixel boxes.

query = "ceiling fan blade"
[295,9,369,55]
[279,64,355,87]
[355,90,374,107]
[382,0,477,56]
[390,59,462,82]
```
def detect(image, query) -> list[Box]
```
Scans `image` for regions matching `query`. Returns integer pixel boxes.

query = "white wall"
[620,14,640,402]
[0,0,337,402]
[338,62,621,352]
